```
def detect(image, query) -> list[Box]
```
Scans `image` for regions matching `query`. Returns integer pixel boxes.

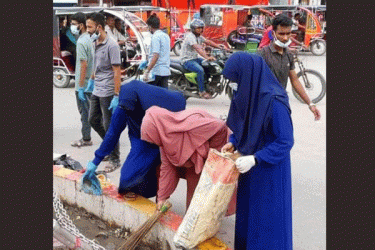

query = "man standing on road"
[70,12,95,148]
[257,14,321,120]
[143,14,171,89]
[86,12,122,171]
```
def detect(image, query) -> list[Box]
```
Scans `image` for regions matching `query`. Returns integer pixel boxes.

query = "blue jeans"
[183,58,205,92]
[75,91,92,141]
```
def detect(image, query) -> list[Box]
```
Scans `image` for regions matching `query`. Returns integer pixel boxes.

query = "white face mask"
[70,25,80,35]
[90,27,100,42]
[273,31,292,48]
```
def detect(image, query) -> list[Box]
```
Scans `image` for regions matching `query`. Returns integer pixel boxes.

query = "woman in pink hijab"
[141,106,236,215]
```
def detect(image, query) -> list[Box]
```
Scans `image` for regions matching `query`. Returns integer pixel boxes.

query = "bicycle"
[290,46,326,104]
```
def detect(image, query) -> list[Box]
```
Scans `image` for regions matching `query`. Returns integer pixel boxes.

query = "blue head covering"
[222,52,290,155]
[119,80,186,112]
[118,80,186,138]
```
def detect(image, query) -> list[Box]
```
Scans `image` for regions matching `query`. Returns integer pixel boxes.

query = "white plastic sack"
[173,149,240,249]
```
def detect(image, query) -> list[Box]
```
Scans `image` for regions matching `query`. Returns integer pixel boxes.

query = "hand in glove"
[235,155,256,173]
[108,96,119,113]
[81,161,102,195]
[85,79,94,93]
[143,70,150,82]
[78,87,86,101]
[139,60,148,70]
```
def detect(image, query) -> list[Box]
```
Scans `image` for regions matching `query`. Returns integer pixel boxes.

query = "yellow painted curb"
[53,168,77,178]
[125,196,157,216]
[197,236,229,250]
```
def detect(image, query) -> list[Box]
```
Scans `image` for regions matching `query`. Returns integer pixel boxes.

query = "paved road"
[53,52,326,249]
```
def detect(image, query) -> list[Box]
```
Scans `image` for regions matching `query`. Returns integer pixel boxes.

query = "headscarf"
[118,80,186,137]
[118,80,186,112]
[222,52,290,155]
[141,106,229,174]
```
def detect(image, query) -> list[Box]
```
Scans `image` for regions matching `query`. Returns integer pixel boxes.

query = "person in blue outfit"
[81,80,186,198]
[221,52,294,250]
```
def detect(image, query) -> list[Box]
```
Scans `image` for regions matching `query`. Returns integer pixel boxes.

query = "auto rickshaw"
[250,5,326,55]
[53,7,151,88]
[199,4,257,47]
[121,5,186,56]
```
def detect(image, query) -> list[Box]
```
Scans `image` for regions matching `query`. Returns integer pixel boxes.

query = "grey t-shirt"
[257,43,295,89]
[93,35,121,97]
[180,32,206,63]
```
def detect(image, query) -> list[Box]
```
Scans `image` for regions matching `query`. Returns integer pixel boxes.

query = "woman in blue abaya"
[82,80,186,198]
[221,52,294,250]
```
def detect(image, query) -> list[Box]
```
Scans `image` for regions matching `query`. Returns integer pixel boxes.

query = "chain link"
[53,190,106,250]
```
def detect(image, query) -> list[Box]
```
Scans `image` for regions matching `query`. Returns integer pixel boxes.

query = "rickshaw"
[53,7,152,88]
[250,5,326,55]
[120,5,186,56]
[199,4,257,47]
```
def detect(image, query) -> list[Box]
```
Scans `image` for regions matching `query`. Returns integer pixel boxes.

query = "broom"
[118,201,172,250]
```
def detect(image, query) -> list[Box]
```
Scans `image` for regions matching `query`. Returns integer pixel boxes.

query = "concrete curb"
[53,165,233,250]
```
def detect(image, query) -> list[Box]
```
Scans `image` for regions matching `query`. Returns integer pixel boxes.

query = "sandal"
[104,159,121,173]
[71,139,93,147]
[123,192,137,201]
[199,91,212,99]
[102,155,111,162]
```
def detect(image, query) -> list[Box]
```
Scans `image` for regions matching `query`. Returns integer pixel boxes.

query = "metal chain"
[53,190,106,250]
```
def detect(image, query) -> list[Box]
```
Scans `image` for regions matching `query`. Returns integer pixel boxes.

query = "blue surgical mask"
[273,31,292,48]
[70,25,80,35]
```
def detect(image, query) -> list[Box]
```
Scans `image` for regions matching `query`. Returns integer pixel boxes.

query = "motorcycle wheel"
[292,69,326,104]
[227,30,238,48]
[53,68,71,88]
[173,41,182,57]
[225,80,234,100]
[227,87,233,100]
[310,40,326,56]
[168,75,190,100]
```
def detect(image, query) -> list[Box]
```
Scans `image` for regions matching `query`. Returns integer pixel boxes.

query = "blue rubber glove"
[84,161,98,177]
[78,87,86,101]
[138,60,148,70]
[108,96,119,113]
[81,161,102,195]
[85,79,94,93]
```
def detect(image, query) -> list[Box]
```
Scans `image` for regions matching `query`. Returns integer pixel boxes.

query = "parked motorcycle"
[171,33,185,57]
[168,48,234,100]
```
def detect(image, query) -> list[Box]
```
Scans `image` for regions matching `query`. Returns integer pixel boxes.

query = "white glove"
[229,82,238,91]
[235,155,256,173]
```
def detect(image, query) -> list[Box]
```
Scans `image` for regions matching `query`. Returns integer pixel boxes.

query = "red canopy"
[152,0,268,10]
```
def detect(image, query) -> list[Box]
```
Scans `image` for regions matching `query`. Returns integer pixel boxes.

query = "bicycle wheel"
[292,69,326,104]
[310,40,326,56]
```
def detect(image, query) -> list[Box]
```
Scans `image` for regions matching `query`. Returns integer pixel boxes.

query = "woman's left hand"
[221,142,235,154]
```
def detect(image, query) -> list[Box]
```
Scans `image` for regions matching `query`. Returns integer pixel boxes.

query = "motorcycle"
[171,33,185,56]
[168,48,235,100]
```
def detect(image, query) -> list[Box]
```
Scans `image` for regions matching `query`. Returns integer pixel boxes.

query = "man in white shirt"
[105,15,129,68]
[105,15,126,46]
